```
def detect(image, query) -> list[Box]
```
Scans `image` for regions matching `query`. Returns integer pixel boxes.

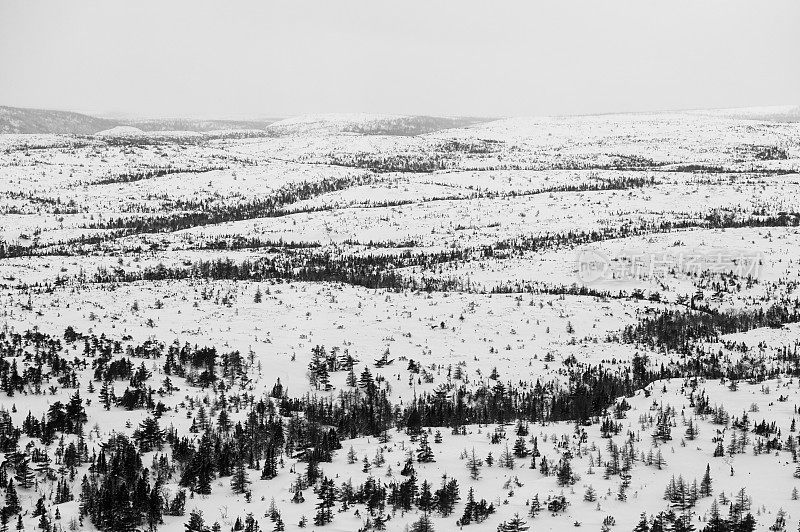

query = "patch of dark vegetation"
[92,165,228,186]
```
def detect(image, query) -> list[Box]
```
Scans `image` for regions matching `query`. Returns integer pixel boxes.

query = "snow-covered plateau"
[1,108,800,532]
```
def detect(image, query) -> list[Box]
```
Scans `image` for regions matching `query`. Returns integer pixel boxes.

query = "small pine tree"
[713,440,724,457]
[417,433,435,463]
[466,448,482,480]
[528,494,541,518]
[500,444,515,469]
[498,513,529,532]
[654,448,666,469]
[685,419,699,440]
[513,437,529,458]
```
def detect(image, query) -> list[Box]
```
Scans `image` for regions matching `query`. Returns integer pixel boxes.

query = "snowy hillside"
[0,108,800,532]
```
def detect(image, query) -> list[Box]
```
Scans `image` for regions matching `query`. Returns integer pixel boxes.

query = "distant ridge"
[0,106,117,134]
[0,105,278,134]
[265,114,489,136]
[686,105,800,123]
[2,105,798,135]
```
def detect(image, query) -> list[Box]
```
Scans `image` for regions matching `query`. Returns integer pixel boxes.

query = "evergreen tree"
[528,494,541,518]
[685,419,699,440]
[556,458,574,486]
[5,478,20,514]
[99,381,112,411]
[417,480,434,512]
[147,480,164,531]
[500,444,514,469]
[633,512,650,532]
[700,464,713,497]
[459,487,476,526]
[433,477,460,516]
[713,441,724,458]
[185,509,207,532]
[231,462,251,495]
[513,437,529,458]
[416,433,434,463]
[410,513,434,532]
[261,446,278,480]
[313,477,336,526]
[498,513,529,532]
[134,417,164,452]
[466,448,482,480]
[14,457,34,489]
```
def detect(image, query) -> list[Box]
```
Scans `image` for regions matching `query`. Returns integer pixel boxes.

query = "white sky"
[1,0,798,119]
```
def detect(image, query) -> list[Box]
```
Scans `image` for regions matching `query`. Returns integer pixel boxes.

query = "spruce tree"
[410,513,434,532]
[466,448,482,480]
[556,458,574,486]
[231,462,251,495]
[513,437,529,458]
[500,444,514,469]
[185,510,206,532]
[416,433,434,463]
[417,480,433,512]
[99,381,112,411]
[14,457,34,489]
[5,478,20,514]
[459,487,476,526]
[261,446,278,480]
[528,494,541,518]
[498,513,529,532]
[700,464,713,497]
[632,512,650,532]
[713,440,724,457]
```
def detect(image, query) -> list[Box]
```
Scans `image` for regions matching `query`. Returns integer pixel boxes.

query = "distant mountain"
[0,106,117,134]
[0,105,279,134]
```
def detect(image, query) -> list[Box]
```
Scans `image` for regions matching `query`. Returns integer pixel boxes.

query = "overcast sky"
[1,0,798,119]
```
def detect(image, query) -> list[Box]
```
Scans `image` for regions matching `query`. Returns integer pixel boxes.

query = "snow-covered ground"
[2,109,800,531]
